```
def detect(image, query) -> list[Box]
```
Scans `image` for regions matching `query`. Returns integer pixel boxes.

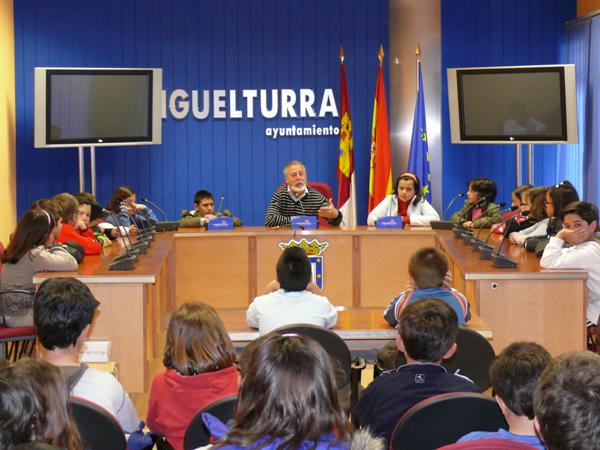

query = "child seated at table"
[450,178,502,229]
[540,201,600,331]
[52,192,101,255]
[384,247,470,327]
[246,246,337,334]
[508,187,548,246]
[356,298,478,444]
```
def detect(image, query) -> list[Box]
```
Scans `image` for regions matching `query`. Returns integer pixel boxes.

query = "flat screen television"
[447,64,577,144]
[34,67,162,147]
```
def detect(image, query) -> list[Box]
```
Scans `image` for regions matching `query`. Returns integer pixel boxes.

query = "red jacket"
[56,223,101,255]
[146,366,239,450]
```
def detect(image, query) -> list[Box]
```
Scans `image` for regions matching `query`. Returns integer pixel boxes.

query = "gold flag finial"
[378,45,384,63]
[416,44,421,61]
[339,46,345,63]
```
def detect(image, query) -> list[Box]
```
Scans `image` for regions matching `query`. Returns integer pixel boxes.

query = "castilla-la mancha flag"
[337,47,357,227]
[368,45,392,213]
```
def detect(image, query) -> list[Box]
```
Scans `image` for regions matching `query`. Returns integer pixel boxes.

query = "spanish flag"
[368,45,392,213]
[337,47,357,227]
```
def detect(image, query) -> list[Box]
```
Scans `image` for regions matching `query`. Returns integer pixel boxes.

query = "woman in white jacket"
[367,172,440,226]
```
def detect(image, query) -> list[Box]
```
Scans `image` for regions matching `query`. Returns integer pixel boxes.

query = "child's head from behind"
[397,298,458,363]
[50,193,79,226]
[560,201,599,244]
[408,247,448,289]
[0,370,39,450]
[34,277,100,351]
[546,181,579,218]
[1,208,57,264]
[276,247,311,291]
[511,184,532,211]
[226,333,349,448]
[490,342,551,420]
[163,302,236,376]
[7,359,83,450]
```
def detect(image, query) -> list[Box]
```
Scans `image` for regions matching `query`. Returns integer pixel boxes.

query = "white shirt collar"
[286,184,308,202]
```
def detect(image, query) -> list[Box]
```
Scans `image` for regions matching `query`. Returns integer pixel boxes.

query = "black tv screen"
[34,68,162,147]
[447,65,578,144]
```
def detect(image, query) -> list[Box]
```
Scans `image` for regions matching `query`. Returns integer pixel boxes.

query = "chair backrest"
[70,396,127,450]
[273,323,351,388]
[395,327,495,391]
[307,182,334,202]
[389,392,508,450]
[438,438,540,449]
[183,395,237,450]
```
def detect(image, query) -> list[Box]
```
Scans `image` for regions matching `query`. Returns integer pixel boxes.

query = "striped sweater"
[264,186,343,227]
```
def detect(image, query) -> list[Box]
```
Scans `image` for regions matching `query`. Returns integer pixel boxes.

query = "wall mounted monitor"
[447,64,577,144]
[34,67,162,147]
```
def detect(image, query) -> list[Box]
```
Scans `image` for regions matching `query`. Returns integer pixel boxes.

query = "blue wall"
[441,0,577,212]
[14,0,388,225]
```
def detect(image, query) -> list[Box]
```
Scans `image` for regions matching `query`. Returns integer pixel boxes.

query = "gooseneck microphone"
[454,197,486,239]
[141,197,167,221]
[443,192,466,220]
[100,207,137,270]
[121,201,153,242]
[467,202,508,247]
[479,206,517,259]
[216,195,225,215]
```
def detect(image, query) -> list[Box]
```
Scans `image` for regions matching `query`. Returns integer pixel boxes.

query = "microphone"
[100,208,137,270]
[478,207,516,259]
[467,202,507,248]
[454,197,486,239]
[490,234,518,268]
[443,192,466,220]
[121,201,153,242]
[141,197,167,221]
[216,195,225,215]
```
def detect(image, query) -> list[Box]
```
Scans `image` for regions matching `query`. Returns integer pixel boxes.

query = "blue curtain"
[563,14,600,204]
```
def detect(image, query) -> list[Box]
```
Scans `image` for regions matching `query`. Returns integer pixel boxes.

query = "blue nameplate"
[291,215,317,230]
[207,216,234,230]
[375,216,404,229]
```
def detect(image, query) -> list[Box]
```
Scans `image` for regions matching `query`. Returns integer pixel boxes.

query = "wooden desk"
[175,227,437,309]
[436,230,587,355]
[34,233,176,393]
[217,307,492,352]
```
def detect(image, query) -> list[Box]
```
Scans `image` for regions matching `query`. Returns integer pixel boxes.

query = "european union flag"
[408,63,432,203]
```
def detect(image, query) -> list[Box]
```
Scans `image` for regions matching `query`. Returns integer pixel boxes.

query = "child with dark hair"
[451,178,502,228]
[492,184,533,235]
[0,370,40,450]
[384,247,470,326]
[246,247,337,334]
[367,172,440,226]
[205,333,353,450]
[541,201,600,328]
[357,298,478,444]
[534,351,600,450]
[0,208,77,326]
[508,187,548,246]
[457,342,550,449]
[34,277,139,434]
[147,303,239,450]
[52,192,101,255]
[180,189,242,227]
[105,186,158,236]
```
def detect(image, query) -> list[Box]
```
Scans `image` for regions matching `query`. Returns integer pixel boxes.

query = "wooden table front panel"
[478,278,587,355]
[255,233,354,307]
[359,233,436,307]
[175,236,250,308]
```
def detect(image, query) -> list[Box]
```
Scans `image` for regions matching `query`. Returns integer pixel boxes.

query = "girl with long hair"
[0,206,77,326]
[367,172,440,226]
[147,303,239,450]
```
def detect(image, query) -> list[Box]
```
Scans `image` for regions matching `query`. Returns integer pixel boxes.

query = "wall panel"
[14,0,388,225]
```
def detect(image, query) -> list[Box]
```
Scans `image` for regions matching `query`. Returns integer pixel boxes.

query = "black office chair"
[389,392,508,450]
[183,395,237,450]
[376,327,495,391]
[273,324,366,412]
[0,289,36,363]
[70,397,127,450]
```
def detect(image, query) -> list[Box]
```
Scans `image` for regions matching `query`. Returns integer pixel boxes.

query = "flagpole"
[415,44,421,93]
